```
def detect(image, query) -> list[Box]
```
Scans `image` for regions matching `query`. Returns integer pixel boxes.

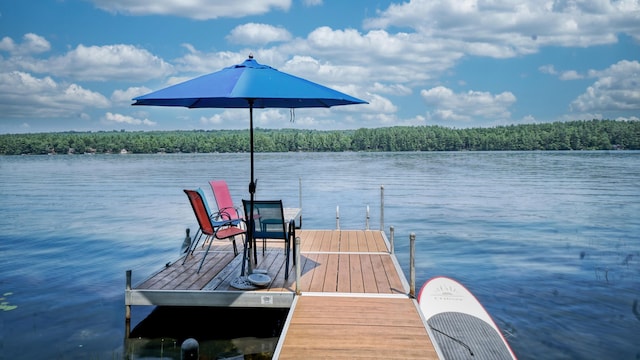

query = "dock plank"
[349,254,365,293]
[293,252,319,291]
[327,229,341,252]
[381,255,405,294]
[304,230,322,252]
[360,254,379,293]
[321,252,339,292]
[337,253,351,292]
[307,253,325,292]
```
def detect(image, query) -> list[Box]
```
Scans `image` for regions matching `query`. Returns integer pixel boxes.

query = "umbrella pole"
[247,100,256,275]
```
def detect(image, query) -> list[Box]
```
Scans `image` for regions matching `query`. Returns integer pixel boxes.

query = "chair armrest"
[210,216,244,228]
[217,206,241,219]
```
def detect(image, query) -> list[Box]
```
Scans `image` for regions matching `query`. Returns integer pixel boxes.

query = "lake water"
[1,151,639,359]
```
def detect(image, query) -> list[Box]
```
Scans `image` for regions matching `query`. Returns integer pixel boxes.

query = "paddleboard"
[418,276,517,360]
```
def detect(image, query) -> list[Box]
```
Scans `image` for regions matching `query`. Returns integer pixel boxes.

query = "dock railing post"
[295,236,302,295]
[365,205,370,230]
[336,206,340,230]
[125,270,132,338]
[298,177,303,228]
[409,233,416,298]
[389,226,395,254]
[380,185,384,231]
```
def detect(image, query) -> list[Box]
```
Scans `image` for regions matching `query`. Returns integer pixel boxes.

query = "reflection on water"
[126,307,288,359]
[127,337,276,360]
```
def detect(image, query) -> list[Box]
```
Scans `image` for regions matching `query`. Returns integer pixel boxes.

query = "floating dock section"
[126,229,440,359]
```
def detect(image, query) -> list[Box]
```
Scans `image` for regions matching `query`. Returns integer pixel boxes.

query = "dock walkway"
[126,229,439,359]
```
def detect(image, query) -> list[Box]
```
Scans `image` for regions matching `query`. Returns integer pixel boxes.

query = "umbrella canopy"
[133,56,366,109]
[132,55,367,275]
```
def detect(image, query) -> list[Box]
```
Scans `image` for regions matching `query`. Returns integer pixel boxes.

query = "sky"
[1,0,639,134]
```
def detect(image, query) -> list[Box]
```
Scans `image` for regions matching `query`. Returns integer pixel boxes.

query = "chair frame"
[183,189,245,273]
[209,180,243,226]
[243,199,296,280]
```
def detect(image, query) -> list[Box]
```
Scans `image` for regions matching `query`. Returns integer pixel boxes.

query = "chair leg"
[284,237,290,280]
[241,237,249,276]
[197,235,214,273]
[192,233,205,255]
[183,232,204,265]
[289,221,296,267]
[253,237,258,265]
[193,229,202,245]
[230,236,238,256]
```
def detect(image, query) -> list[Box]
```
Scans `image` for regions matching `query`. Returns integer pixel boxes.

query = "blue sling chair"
[183,189,246,273]
[243,199,296,280]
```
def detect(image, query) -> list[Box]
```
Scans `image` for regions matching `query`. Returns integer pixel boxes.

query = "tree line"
[1,119,638,155]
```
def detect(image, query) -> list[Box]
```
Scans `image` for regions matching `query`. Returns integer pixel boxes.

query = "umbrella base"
[230,276,257,290]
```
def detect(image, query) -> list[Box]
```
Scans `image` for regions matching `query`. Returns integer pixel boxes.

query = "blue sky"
[1,0,638,134]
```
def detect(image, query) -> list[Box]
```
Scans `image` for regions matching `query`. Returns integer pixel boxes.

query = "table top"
[284,207,301,222]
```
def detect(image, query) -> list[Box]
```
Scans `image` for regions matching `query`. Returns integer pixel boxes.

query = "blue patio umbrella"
[133,55,367,278]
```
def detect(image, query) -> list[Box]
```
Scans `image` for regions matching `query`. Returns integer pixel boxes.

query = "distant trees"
[1,119,638,155]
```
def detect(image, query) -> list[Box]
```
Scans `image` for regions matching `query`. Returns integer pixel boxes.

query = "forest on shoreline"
[1,119,638,155]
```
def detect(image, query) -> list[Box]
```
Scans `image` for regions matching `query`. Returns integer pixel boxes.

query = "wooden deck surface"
[132,229,405,295]
[275,296,438,359]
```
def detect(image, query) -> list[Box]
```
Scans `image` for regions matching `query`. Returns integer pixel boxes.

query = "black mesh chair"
[243,199,296,279]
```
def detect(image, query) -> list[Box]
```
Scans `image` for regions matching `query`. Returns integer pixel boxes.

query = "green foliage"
[1,120,638,155]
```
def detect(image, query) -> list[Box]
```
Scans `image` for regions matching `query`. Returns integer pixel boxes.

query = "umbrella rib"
[188,98,202,108]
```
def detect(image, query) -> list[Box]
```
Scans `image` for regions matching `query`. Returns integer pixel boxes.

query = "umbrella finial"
[248,53,254,59]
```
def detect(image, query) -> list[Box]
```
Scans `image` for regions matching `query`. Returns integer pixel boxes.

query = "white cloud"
[306,26,367,50]
[174,46,246,74]
[103,112,156,126]
[298,27,461,84]
[200,107,313,129]
[200,113,224,126]
[371,82,413,96]
[227,23,292,45]
[303,0,323,6]
[111,86,153,106]
[539,64,557,75]
[256,108,291,127]
[615,116,639,121]
[559,70,583,80]
[282,55,370,86]
[0,35,174,86]
[89,0,291,20]
[0,71,110,118]
[571,60,640,112]
[364,0,640,58]
[421,86,516,123]
[365,93,397,114]
[0,33,50,55]
[28,44,174,81]
[360,112,428,127]
[540,65,584,80]
[170,28,456,99]
[200,109,250,129]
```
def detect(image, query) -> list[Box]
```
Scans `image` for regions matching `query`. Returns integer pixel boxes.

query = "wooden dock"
[275,295,437,359]
[126,229,439,359]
